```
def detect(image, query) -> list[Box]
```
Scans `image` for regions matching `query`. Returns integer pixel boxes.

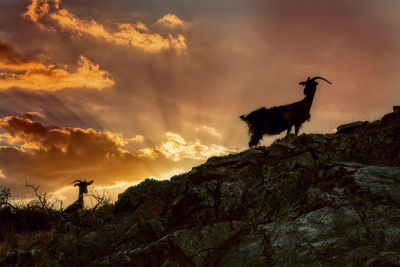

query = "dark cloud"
[0,89,102,129]
[0,41,37,68]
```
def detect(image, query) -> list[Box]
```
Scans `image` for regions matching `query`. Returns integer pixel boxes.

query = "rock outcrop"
[2,111,400,266]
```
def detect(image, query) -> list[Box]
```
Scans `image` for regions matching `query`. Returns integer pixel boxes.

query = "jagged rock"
[124,221,246,266]
[382,111,400,123]
[336,121,368,134]
[115,179,177,217]
[0,249,41,266]
[5,112,400,266]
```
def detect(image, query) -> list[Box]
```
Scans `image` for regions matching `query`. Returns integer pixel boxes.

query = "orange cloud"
[139,132,237,162]
[23,0,61,23]
[51,10,186,52]
[195,125,223,139]
[0,46,114,91]
[128,135,145,143]
[156,14,187,28]
[0,41,46,71]
[0,116,206,194]
[23,0,187,53]
[0,116,128,154]
[0,116,149,191]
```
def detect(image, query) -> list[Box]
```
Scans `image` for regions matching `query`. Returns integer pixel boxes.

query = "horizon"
[1,0,400,206]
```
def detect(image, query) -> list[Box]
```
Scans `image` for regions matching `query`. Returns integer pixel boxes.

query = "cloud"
[156,14,187,28]
[23,0,187,53]
[50,10,186,52]
[0,44,114,91]
[139,132,237,162]
[128,135,145,143]
[23,0,61,23]
[23,111,46,120]
[0,41,46,71]
[3,0,399,196]
[195,125,222,139]
[0,116,127,154]
[0,116,211,194]
[0,116,144,191]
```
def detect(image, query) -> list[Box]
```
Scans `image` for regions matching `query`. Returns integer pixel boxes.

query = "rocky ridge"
[2,110,400,266]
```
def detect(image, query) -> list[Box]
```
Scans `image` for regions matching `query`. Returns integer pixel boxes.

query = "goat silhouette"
[240,76,332,147]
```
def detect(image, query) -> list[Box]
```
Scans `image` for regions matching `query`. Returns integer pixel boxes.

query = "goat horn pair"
[311,76,332,84]
[72,179,93,185]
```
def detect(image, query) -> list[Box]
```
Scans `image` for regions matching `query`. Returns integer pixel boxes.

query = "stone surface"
[336,121,368,134]
[2,111,400,266]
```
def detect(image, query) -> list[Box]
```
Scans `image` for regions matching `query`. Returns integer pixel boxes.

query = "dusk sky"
[1,0,399,204]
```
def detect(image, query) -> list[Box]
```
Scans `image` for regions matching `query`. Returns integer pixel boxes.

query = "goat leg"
[286,126,292,136]
[294,124,301,136]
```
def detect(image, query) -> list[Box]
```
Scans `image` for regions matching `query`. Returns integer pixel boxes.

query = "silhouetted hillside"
[2,109,400,266]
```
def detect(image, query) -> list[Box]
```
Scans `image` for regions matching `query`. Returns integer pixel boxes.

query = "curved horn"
[72,179,82,184]
[311,76,332,84]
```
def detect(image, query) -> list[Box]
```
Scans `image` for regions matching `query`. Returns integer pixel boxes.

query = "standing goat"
[64,180,93,213]
[240,76,332,147]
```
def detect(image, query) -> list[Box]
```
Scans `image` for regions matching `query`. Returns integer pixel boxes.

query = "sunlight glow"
[140,132,237,162]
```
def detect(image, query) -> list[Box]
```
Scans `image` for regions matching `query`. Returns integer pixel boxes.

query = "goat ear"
[299,81,306,85]
[87,180,93,185]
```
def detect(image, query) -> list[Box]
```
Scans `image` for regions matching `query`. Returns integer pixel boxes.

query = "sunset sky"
[1,0,399,205]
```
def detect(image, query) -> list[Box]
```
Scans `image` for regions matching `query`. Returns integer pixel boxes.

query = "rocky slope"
[2,110,400,266]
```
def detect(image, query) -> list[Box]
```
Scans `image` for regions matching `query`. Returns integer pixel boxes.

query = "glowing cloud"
[0,116,151,192]
[140,132,237,162]
[0,116,128,153]
[51,10,186,52]
[128,135,145,143]
[23,0,61,23]
[195,125,223,139]
[0,50,114,91]
[156,14,187,28]
[23,0,187,53]
[0,116,205,194]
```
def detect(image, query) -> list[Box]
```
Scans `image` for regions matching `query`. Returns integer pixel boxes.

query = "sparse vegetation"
[0,184,114,259]
[87,187,115,211]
